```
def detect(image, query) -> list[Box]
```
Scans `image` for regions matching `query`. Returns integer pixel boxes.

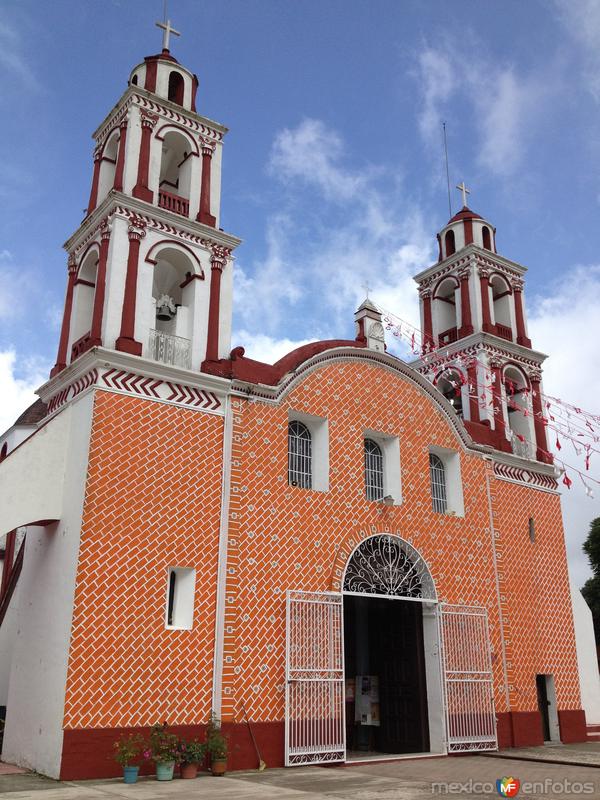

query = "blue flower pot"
[123,766,139,784]
[156,761,175,781]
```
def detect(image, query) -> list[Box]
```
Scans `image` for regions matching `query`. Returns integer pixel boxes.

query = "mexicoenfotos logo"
[496,776,520,797]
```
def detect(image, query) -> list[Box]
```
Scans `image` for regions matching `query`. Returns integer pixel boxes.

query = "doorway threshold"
[345,750,445,765]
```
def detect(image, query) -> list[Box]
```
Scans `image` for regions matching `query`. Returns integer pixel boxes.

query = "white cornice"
[63,192,242,254]
[410,333,548,369]
[37,347,231,405]
[413,244,528,284]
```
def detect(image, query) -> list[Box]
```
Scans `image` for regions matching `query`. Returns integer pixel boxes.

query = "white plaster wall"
[102,215,130,349]
[571,581,600,724]
[123,106,142,195]
[1,392,94,778]
[218,259,234,358]
[0,412,72,538]
[0,424,36,454]
[0,577,21,706]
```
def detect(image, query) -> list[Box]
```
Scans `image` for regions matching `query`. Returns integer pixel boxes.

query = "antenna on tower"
[442,122,452,218]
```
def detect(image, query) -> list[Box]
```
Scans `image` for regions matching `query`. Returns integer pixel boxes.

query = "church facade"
[0,29,587,780]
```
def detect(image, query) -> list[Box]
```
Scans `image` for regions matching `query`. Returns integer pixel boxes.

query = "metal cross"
[456,181,470,208]
[362,281,372,299]
[156,18,181,51]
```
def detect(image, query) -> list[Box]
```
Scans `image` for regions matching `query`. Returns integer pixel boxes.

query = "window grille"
[429,453,447,513]
[288,421,312,489]
[364,439,384,501]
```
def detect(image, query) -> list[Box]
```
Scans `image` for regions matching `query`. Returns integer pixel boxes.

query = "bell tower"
[50,18,240,379]
[412,184,550,464]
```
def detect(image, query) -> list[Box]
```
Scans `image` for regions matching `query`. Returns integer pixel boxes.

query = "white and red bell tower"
[413,184,550,464]
[50,19,240,379]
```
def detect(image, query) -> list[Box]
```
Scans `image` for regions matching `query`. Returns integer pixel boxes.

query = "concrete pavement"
[0,746,599,799]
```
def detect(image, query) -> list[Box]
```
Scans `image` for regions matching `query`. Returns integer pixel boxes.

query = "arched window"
[490,274,512,340]
[445,229,456,257]
[433,277,459,345]
[131,74,138,86]
[482,226,491,251]
[429,453,447,513]
[168,71,184,105]
[436,369,463,417]
[288,421,312,488]
[504,366,533,458]
[364,439,384,501]
[0,442,7,462]
[158,130,194,216]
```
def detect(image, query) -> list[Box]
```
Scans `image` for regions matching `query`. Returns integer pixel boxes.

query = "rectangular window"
[288,411,329,491]
[428,446,464,516]
[528,517,535,542]
[363,430,402,505]
[165,567,196,630]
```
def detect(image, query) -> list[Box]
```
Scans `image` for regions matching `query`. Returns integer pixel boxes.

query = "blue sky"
[1,0,599,582]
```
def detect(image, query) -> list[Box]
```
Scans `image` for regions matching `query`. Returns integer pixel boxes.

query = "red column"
[205,248,229,362]
[89,222,111,347]
[513,281,531,347]
[87,149,102,215]
[132,112,157,203]
[479,266,493,333]
[113,118,128,193]
[197,142,216,226]
[463,218,474,245]
[116,220,146,356]
[0,530,16,600]
[467,361,480,423]
[530,373,551,463]
[50,255,78,377]
[420,289,434,352]
[458,267,473,337]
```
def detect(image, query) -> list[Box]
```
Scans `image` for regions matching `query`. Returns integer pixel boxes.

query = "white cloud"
[415,44,552,177]
[554,0,600,100]
[233,331,313,364]
[269,118,367,201]
[528,265,600,587]
[0,21,37,93]
[0,350,48,434]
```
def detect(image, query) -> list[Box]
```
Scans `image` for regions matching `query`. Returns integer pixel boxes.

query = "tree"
[581,517,600,644]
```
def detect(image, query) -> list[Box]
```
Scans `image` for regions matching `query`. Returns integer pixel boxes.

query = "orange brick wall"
[63,390,224,729]
[222,360,512,723]
[490,479,581,711]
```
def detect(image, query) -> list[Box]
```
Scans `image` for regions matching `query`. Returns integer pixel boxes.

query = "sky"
[1,0,599,585]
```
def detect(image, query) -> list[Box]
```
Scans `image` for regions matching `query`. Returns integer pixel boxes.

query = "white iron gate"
[285,590,345,766]
[440,604,497,752]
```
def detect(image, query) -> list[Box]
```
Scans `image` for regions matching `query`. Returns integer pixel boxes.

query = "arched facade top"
[144,239,205,278]
[342,533,437,601]
[76,242,100,276]
[489,272,513,294]
[154,123,200,156]
[99,127,120,158]
[433,274,460,298]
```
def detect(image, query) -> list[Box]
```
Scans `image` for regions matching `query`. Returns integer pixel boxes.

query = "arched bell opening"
[168,70,185,105]
[70,250,98,360]
[503,365,533,458]
[341,534,444,758]
[435,368,465,418]
[433,277,459,346]
[148,246,199,369]
[157,130,195,217]
[96,131,119,206]
[490,274,512,341]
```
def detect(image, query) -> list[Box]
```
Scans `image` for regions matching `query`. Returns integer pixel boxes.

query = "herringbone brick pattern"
[222,361,516,723]
[490,480,580,711]
[63,390,223,729]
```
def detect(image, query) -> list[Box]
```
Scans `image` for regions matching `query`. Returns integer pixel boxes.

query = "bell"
[156,303,175,321]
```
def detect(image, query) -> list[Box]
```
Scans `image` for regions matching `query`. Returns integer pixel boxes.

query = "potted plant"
[113,733,144,784]
[206,714,228,777]
[146,723,180,781]
[179,738,206,779]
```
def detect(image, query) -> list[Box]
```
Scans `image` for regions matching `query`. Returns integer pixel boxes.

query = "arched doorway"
[342,535,441,759]
[284,534,497,766]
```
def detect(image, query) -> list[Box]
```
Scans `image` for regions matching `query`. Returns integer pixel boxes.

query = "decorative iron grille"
[429,453,448,513]
[364,439,384,501]
[148,329,191,369]
[343,534,436,600]
[288,420,312,488]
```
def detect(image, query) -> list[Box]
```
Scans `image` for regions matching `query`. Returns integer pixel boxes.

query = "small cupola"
[437,182,496,261]
[128,18,199,112]
[355,297,385,352]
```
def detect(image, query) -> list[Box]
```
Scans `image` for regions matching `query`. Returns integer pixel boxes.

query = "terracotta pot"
[181,763,198,779]
[211,758,227,776]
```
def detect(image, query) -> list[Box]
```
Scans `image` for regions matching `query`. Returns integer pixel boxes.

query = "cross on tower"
[156,18,181,51]
[362,281,372,299]
[456,181,471,208]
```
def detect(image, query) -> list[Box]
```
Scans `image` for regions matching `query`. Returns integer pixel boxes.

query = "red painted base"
[115,337,143,356]
[58,709,588,780]
[197,211,216,227]
[132,186,154,203]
